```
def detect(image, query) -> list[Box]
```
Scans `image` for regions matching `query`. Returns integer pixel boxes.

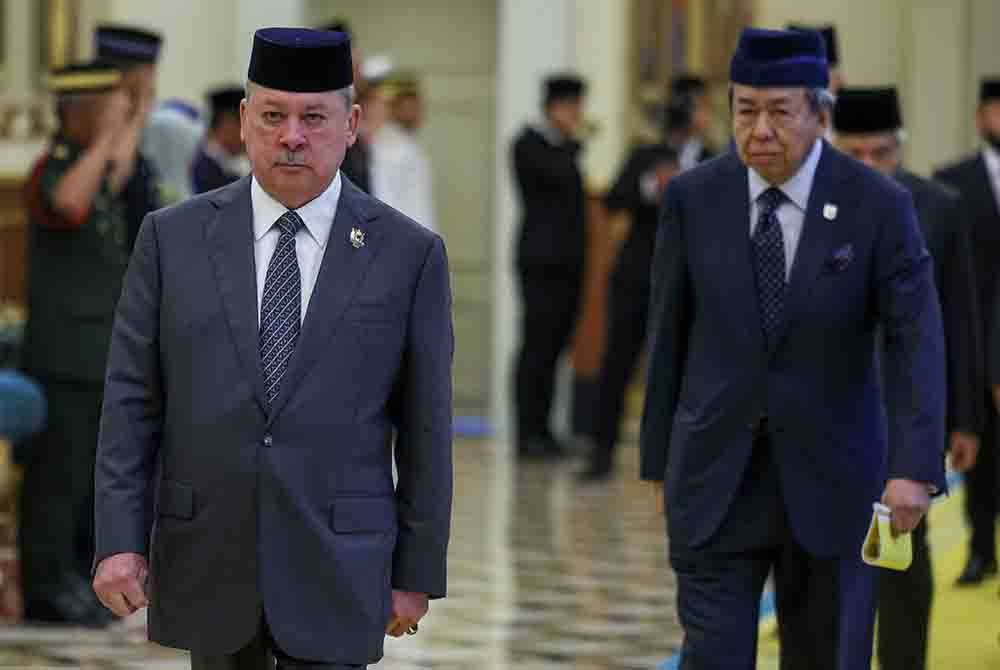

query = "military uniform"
[94,24,164,253]
[20,128,129,621]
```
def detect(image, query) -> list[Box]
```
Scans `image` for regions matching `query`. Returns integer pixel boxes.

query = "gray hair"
[244,80,356,111]
[728,84,835,120]
[805,87,836,116]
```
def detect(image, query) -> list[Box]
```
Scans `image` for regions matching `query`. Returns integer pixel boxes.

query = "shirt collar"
[534,120,567,146]
[748,138,824,212]
[251,171,342,249]
[681,137,704,156]
[983,145,1000,176]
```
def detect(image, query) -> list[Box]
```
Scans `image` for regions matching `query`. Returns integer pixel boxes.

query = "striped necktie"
[260,210,303,405]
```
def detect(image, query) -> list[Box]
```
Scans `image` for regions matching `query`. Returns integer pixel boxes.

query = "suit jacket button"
[263,435,273,448]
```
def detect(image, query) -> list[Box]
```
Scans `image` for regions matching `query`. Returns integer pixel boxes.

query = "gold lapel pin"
[823,203,838,221]
[350,227,366,249]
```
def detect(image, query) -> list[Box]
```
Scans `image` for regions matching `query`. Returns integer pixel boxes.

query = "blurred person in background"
[191,86,246,194]
[511,74,587,461]
[95,24,163,252]
[578,140,679,482]
[834,85,983,670]
[18,61,132,627]
[143,98,205,204]
[372,70,436,231]
[935,77,1000,586]
[666,75,716,172]
[787,23,844,94]
[323,19,371,194]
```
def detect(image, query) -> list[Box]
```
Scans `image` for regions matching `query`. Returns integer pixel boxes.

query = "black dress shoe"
[518,436,563,461]
[577,449,613,483]
[955,553,997,586]
[541,434,568,459]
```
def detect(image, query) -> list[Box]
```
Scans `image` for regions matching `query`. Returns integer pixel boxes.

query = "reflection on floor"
[0,441,682,669]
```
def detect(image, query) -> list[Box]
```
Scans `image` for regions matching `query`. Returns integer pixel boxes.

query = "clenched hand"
[385,590,429,638]
[881,478,931,537]
[93,553,149,617]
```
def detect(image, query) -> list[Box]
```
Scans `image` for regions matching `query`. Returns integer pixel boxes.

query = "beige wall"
[306,0,499,414]
[76,0,304,108]
[571,0,629,190]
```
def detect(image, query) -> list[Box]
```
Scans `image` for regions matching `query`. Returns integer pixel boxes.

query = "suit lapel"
[772,143,848,352]
[266,179,381,426]
[714,155,766,355]
[205,177,268,414]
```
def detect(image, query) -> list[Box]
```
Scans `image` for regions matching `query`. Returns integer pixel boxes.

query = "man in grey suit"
[92,28,454,669]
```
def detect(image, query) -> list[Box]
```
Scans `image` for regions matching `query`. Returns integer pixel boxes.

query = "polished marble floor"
[0,438,683,669]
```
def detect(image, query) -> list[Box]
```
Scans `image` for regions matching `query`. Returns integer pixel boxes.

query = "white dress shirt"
[251,172,342,325]
[748,138,824,279]
[982,145,1000,212]
[371,121,436,232]
[679,137,705,172]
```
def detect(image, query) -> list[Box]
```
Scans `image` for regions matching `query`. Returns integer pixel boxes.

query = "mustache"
[275,150,307,166]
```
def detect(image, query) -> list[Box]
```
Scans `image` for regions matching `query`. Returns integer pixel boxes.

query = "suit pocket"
[157,479,194,520]
[330,496,396,533]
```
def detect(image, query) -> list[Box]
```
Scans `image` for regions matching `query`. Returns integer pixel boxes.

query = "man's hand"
[948,431,979,473]
[99,90,132,140]
[649,481,664,516]
[881,478,931,536]
[385,590,429,638]
[93,553,149,617]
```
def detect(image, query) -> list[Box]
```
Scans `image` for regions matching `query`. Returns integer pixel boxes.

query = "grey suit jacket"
[95,176,454,664]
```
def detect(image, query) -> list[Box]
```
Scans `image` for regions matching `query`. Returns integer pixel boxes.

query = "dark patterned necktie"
[260,210,303,405]
[752,187,786,347]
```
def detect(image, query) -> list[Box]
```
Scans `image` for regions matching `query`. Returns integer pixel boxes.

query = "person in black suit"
[93,29,453,669]
[511,75,588,460]
[835,86,983,670]
[641,29,945,668]
[667,75,716,172]
[191,86,245,194]
[578,144,679,481]
[320,19,371,194]
[934,77,1000,586]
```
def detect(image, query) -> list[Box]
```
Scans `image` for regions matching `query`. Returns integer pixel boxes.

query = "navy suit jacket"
[190,145,241,195]
[95,176,454,664]
[640,144,946,558]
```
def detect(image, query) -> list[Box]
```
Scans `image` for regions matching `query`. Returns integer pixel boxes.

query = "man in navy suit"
[191,86,246,195]
[92,28,453,669]
[640,28,946,669]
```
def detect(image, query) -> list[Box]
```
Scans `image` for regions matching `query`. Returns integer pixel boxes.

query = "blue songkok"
[730,27,829,89]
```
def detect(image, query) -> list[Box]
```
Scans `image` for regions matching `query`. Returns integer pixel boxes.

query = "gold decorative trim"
[47,70,120,92]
